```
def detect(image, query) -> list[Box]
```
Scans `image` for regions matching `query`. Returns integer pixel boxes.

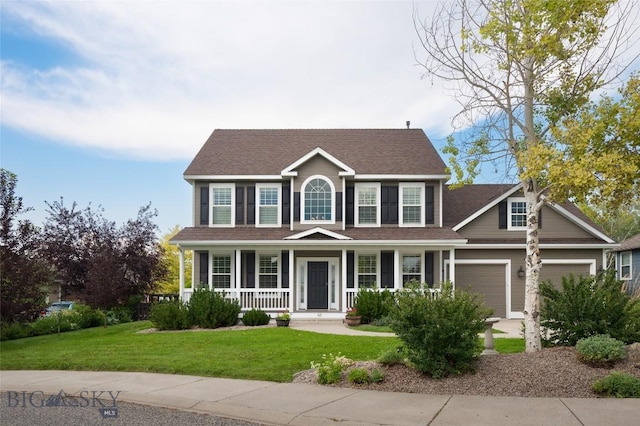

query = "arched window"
[303,177,333,222]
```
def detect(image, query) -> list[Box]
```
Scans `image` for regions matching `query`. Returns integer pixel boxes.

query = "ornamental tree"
[415,0,639,351]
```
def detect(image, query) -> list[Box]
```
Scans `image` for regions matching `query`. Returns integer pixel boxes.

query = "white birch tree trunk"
[523,179,543,352]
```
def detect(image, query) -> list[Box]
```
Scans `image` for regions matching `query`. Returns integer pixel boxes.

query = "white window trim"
[301,175,336,225]
[209,183,235,228]
[256,252,281,289]
[399,182,424,227]
[356,252,379,289]
[400,252,423,285]
[507,197,527,231]
[620,251,632,281]
[255,183,282,228]
[354,182,381,227]
[209,251,235,290]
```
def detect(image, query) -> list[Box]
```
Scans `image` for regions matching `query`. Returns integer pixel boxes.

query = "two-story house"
[171,129,615,319]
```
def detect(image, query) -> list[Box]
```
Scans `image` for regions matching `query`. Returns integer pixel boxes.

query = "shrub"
[73,303,104,329]
[311,353,354,384]
[370,368,384,383]
[353,287,395,324]
[0,322,32,341]
[540,270,640,346]
[29,311,80,335]
[347,368,371,384]
[592,372,640,398]
[390,281,491,378]
[377,347,406,366]
[242,309,270,326]
[150,301,189,330]
[576,335,626,366]
[187,288,241,328]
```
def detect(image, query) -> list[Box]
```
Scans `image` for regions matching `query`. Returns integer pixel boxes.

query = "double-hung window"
[620,252,631,280]
[302,176,334,223]
[258,254,279,288]
[211,254,232,289]
[210,184,235,227]
[357,254,377,288]
[256,183,281,227]
[508,197,527,230]
[402,254,422,284]
[355,183,380,226]
[399,183,424,226]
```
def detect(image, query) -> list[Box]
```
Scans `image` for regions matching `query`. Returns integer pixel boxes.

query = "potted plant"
[345,307,361,327]
[275,310,290,327]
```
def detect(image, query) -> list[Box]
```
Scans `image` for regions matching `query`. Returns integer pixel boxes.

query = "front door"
[308,261,328,309]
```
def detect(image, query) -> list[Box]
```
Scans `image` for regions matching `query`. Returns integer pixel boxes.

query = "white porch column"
[394,249,400,290]
[235,250,242,291]
[341,249,348,312]
[449,248,456,288]
[178,246,185,301]
[289,249,294,311]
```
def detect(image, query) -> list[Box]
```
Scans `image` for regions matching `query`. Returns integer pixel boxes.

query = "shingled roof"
[184,129,448,177]
[614,233,640,251]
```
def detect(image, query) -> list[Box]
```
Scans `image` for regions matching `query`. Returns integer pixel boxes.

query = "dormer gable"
[281,147,355,177]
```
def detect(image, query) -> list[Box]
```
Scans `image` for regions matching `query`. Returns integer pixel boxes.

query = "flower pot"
[276,319,290,327]
[345,316,361,327]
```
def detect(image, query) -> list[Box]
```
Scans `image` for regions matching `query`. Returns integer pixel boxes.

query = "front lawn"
[0,321,524,382]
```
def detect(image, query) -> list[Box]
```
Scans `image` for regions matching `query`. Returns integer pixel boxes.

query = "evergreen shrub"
[241,308,270,326]
[353,287,395,324]
[576,335,626,366]
[390,281,491,378]
[149,301,189,330]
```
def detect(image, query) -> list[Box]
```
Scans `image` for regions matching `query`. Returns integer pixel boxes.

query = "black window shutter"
[347,251,354,288]
[281,251,289,288]
[336,192,342,222]
[381,251,394,289]
[199,251,208,288]
[538,209,542,228]
[425,185,435,224]
[381,186,389,224]
[389,185,399,224]
[346,185,354,225]
[200,187,209,225]
[235,186,244,225]
[282,183,290,225]
[246,185,255,225]
[425,252,434,287]
[498,200,507,229]
[244,252,255,288]
[294,192,301,222]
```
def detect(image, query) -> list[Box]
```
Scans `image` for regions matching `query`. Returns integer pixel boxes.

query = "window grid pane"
[402,186,421,223]
[212,255,231,288]
[259,255,278,288]
[402,255,421,284]
[358,255,376,288]
[511,201,527,227]
[212,187,232,224]
[304,178,332,221]
[358,187,377,224]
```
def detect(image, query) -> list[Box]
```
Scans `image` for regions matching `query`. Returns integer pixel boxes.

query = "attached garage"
[539,260,595,290]
[449,261,510,318]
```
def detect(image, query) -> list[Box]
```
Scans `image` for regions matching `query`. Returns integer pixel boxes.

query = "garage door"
[455,264,506,317]
[539,263,592,290]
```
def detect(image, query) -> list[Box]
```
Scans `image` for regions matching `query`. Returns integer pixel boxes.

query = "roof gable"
[281,147,355,177]
[284,227,352,240]
[184,129,448,177]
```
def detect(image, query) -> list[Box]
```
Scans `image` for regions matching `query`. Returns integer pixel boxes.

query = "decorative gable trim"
[453,184,522,231]
[281,147,355,177]
[284,227,353,240]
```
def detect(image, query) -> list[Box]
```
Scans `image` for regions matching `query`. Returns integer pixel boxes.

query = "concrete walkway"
[2,321,638,425]
[1,370,639,425]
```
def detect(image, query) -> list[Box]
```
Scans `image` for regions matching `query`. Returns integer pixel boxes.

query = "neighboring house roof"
[614,233,640,252]
[171,226,465,244]
[184,129,448,177]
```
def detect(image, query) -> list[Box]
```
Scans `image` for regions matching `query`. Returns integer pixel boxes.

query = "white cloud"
[1,1,456,160]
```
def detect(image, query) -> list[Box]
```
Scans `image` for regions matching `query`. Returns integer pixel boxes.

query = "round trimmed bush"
[241,309,270,326]
[576,335,626,366]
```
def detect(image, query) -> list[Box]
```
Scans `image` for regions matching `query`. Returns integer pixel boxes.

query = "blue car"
[41,301,74,317]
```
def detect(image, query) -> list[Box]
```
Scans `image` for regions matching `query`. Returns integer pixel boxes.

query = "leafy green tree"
[0,169,52,322]
[156,225,192,294]
[415,0,639,351]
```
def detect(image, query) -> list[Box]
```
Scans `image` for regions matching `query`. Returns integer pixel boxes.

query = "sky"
[1,1,639,235]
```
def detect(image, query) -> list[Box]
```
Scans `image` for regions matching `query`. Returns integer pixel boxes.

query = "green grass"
[352,324,394,333]
[0,321,525,381]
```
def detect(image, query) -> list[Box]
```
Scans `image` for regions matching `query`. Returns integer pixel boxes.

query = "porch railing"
[181,288,290,311]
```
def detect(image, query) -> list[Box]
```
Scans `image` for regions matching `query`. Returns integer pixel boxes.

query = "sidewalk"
[1,369,639,425]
